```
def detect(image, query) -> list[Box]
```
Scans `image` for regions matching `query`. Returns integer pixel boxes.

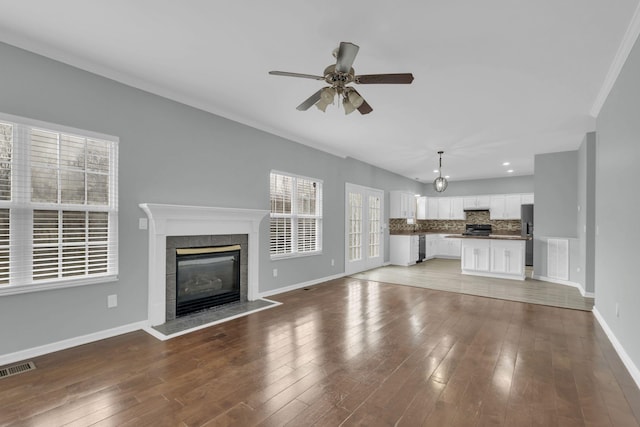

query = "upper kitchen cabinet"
[462,195,491,210]
[427,197,439,219]
[418,197,464,220]
[390,191,416,219]
[417,196,439,220]
[489,193,534,219]
[449,197,465,219]
[416,196,427,220]
[521,193,534,204]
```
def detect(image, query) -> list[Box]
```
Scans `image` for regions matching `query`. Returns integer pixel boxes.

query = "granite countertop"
[390,230,456,235]
[444,234,531,241]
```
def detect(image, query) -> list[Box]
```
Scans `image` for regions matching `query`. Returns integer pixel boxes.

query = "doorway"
[345,183,384,275]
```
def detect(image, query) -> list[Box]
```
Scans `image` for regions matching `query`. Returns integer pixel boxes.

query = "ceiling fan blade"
[269,71,324,80]
[355,73,415,84]
[349,89,373,115]
[335,42,359,73]
[358,100,373,114]
[296,88,324,111]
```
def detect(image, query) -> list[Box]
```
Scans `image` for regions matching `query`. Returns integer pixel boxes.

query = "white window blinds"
[0,113,118,295]
[270,171,322,257]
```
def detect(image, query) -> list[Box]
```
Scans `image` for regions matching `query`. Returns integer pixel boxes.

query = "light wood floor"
[2,277,638,426]
[351,259,594,311]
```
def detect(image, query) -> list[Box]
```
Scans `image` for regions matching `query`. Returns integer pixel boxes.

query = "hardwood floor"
[1,277,639,426]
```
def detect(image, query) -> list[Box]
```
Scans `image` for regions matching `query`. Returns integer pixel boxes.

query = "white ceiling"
[1,1,639,182]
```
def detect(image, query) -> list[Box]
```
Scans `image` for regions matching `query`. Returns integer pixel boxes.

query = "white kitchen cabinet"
[461,239,491,272]
[390,235,419,266]
[425,234,438,259]
[490,240,524,277]
[477,195,491,208]
[461,238,526,280]
[427,197,439,219]
[489,193,534,220]
[451,197,464,219]
[390,191,416,219]
[463,196,477,210]
[490,194,523,219]
[435,235,461,258]
[447,238,462,257]
[416,196,427,220]
[521,193,534,204]
[435,197,464,220]
[437,198,451,219]
[463,195,491,210]
[505,195,522,219]
[489,195,506,219]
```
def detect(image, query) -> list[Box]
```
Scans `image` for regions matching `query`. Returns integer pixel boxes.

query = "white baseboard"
[593,308,640,390]
[0,321,147,367]
[532,274,595,298]
[259,272,346,298]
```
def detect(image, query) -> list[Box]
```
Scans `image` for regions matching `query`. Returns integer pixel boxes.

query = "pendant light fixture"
[433,151,448,193]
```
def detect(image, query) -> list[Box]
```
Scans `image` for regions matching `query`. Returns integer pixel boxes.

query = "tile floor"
[350,258,594,311]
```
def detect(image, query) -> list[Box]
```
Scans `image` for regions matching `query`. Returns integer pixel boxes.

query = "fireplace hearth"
[175,245,241,317]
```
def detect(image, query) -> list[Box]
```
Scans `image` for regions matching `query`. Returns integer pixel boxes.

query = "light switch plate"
[107,294,118,308]
[139,218,148,230]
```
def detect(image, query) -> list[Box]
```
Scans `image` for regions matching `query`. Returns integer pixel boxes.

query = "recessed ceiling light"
[507,169,514,173]
[433,169,439,173]
[445,175,450,179]
[414,194,421,197]
[502,162,510,166]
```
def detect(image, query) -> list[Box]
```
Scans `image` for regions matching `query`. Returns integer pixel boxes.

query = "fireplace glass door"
[175,245,241,317]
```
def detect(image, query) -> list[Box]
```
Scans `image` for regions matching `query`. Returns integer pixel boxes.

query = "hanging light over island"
[433,151,448,192]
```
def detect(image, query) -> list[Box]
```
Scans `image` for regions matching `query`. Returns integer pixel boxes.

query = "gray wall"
[577,133,596,293]
[422,175,534,197]
[533,151,578,238]
[595,34,640,372]
[533,150,578,278]
[0,42,421,355]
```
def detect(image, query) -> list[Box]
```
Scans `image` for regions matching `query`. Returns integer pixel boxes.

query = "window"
[0,113,118,295]
[270,171,322,258]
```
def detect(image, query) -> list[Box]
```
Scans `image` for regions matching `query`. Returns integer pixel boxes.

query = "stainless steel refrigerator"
[521,204,534,266]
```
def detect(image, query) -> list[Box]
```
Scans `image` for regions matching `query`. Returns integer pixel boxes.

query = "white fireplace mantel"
[139,203,268,326]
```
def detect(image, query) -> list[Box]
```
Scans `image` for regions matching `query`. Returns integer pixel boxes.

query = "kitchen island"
[446,234,529,280]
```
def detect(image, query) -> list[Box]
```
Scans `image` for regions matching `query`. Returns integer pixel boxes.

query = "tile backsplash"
[389,210,521,234]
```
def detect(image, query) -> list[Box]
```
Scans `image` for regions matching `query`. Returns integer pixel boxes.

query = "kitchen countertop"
[444,234,531,241]
[390,230,525,238]
[390,230,455,235]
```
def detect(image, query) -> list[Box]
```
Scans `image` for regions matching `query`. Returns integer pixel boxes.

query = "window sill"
[271,251,322,261]
[0,275,119,297]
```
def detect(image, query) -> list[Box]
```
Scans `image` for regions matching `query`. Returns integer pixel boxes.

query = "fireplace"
[175,245,241,317]
[139,203,268,327]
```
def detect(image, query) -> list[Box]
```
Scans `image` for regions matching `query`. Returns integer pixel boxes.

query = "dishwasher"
[417,234,426,263]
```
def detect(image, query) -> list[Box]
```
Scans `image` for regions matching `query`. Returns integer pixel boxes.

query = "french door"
[345,183,384,275]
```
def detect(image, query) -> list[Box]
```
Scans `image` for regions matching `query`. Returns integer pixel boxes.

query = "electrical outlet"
[139,218,148,230]
[331,259,335,267]
[576,267,581,273]
[273,268,278,278]
[107,294,118,308]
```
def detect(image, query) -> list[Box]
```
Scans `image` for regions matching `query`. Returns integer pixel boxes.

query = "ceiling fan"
[269,42,414,115]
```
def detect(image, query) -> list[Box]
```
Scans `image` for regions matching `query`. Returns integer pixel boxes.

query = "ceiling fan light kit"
[433,151,449,193]
[269,42,414,115]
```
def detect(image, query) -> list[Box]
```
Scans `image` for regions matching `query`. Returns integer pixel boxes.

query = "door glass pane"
[348,193,362,261]
[369,195,381,258]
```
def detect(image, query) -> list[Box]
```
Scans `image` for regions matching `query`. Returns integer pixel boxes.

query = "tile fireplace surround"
[139,203,269,327]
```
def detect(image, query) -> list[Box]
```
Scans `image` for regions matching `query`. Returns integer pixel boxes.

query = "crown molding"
[590,3,640,116]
